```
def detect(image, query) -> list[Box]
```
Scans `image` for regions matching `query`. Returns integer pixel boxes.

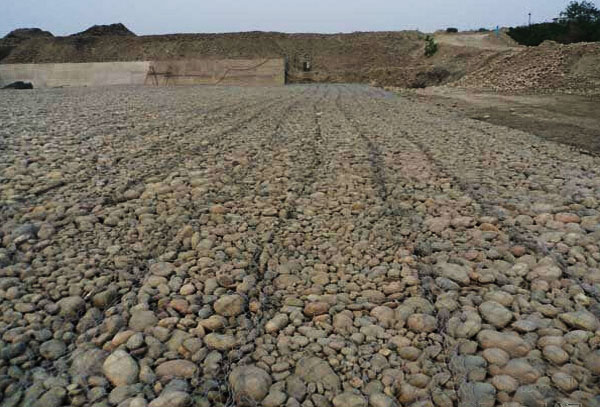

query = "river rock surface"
[0,84,599,406]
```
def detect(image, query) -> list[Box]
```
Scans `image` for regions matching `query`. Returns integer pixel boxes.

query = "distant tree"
[446,27,458,33]
[478,27,490,32]
[508,0,600,45]
[424,35,438,57]
[560,1,600,22]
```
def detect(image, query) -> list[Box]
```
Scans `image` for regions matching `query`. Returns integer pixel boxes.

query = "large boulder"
[102,350,139,386]
[57,296,86,319]
[295,357,341,393]
[213,294,245,317]
[477,330,531,357]
[333,392,367,407]
[229,365,272,404]
[559,310,599,331]
[434,262,470,285]
[155,360,198,379]
[70,348,108,376]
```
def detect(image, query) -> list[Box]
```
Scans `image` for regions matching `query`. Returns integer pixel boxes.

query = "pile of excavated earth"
[451,41,600,95]
[71,24,136,37]
[0,84,599,407]
[0,26,426,86]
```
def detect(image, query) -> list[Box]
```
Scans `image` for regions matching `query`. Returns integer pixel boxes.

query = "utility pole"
[528,12,532,26]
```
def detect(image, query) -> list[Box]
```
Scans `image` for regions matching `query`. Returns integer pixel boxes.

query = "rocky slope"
[451,41,600,95]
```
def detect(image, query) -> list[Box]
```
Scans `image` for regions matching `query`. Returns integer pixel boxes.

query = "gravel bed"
[0,84,599,407]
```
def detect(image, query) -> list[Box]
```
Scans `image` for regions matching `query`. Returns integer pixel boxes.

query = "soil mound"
[72,23,136,37]
[452,42,600,95]
[0,29,519,88]
[0,31,426,86]
[4,28,53,40]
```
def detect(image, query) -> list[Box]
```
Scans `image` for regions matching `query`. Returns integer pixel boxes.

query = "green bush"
[424,35,439,57]
[478,28,490,32]
[446,28,458,33]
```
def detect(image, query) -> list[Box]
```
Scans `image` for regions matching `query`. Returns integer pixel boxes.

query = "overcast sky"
[1,0,592,37]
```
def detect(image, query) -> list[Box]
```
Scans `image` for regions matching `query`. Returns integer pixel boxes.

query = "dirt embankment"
[0,31,425,85]
[0,27,516,87]
[451,41,600,95]
[2,25,599,92]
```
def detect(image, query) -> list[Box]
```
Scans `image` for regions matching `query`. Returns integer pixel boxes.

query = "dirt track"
[410,87,600,155]
[1,85,600,406]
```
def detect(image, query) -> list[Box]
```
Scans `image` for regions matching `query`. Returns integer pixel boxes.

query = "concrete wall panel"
[0,58,285,88]
[146,59,285,86]
[0,62,150,88]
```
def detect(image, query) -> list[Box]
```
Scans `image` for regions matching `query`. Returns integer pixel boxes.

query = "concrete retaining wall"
[146,59,285,86]
[0,62,150,88]
[0,58,285,88]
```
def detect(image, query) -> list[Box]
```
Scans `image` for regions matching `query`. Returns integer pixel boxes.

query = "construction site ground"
[407,87,600,155]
